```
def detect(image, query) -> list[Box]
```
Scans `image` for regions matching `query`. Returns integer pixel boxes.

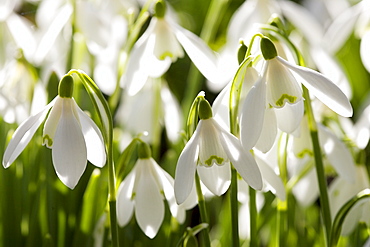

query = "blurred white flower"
[2,75,106,189]
[174,96,262,204]
[117,142,196,239]
[121,1,218,96]
[329,165,370,235]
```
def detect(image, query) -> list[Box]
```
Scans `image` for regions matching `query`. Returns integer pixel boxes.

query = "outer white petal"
[318,124,355,183]
[3,98,56,168]
[254,108,277,153]
[52,99,87,189]
[212,83,231,130]
[116,170,136,227]
[277,56,353,117]
[255,155,285,201]
[174,130,200,204]
[197,162,231,196]
[275,101,303,134]
[214,119,263,190]
[360,30,370,73]
[43,97,64,147]
[172,22,218,83]
[240,78,266,150]
[76,103,106,168]
[135,160,164,239]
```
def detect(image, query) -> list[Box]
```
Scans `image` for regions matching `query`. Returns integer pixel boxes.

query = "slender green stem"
[182,0,229,114]
[66,0,76,71]
[302,86,331,244]
[230,167,239,247]
[249,187,257,247]
[195,172,211,247]
[151,78,162,160]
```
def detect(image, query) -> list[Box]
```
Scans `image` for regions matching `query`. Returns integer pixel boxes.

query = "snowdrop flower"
[121,0,218,95]
[117,141,196,239]
[2,74,106,189]
[329,165,370,235]
[240,37,353,152]
[174,94,263,204]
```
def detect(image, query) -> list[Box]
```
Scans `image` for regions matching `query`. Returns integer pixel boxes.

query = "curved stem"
[195,172,211,247]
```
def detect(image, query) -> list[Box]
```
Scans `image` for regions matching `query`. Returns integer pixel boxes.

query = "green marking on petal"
[297,149,313,158]
[43,135,53,147]
[204,155,224,166]
[131,192,136,200]
[276,94,297,107]
[159,51,173,60]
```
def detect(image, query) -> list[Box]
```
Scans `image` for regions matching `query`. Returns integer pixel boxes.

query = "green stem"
[151,78,162,160]
[249,187,257,247]
[303,86,332,244]
[66,0,76,71]
[195,172,211,247]
[230,167,239,247]
[182,0,229,114]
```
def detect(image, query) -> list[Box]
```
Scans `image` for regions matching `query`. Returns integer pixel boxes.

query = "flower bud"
[260,37,277,60]
[58,75,74,98]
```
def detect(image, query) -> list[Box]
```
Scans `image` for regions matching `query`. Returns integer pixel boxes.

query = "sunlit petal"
[116,170,136,227]
[135,160,164,239]
[43,97,63,148]
[174,131,200,204]
[3,98,56,168]
[275,101,303,134]
[215,121,263,190]
[240,78,266,150]
[360,30,370,73]
[52,99,87,189]
[161,83,182,142]
[254,108,277,153]
[173,22,218,83]
[76,102,106,168]
[197,162,231,196]
[277,56,353,117]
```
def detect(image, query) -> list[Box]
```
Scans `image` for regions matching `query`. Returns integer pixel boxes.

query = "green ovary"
[276,94,297,107]
[204,155,224,166]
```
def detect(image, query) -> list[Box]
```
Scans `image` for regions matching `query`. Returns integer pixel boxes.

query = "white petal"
[197,162,231,196]
[292,168,319,207]
[255,155,286,201]
[318,124,356,183]
[52,99,87,189]
[277,56,353,117]
[254,108,277,153]
[275,101,303,134]
[76,102,106,168]
[174,130,200,204]
[214,120,263,190]
[135,161,164,239]
[3,98,55,168]
[116,170,136,227]
[43,97,64,147]
[360,30,370,73]
[240,78,266,150]
[212,83,231,131]
[173,22,218,83]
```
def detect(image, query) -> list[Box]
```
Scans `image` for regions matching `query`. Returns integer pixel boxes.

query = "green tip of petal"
[58,75,74,98]
[138,141,152,159]
[154,0,166,18]
[260,37,277,60]
[276,94,297,107]
[198,98,213,120]
[237,40,248,65]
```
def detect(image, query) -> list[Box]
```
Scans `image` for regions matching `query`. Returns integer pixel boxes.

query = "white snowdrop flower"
[2,75,106,189]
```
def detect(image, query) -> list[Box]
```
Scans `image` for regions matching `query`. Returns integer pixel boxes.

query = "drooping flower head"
[3,74,106,189]
[174,93,263,204]
[116,141,196,239]
[240,37,353,152]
